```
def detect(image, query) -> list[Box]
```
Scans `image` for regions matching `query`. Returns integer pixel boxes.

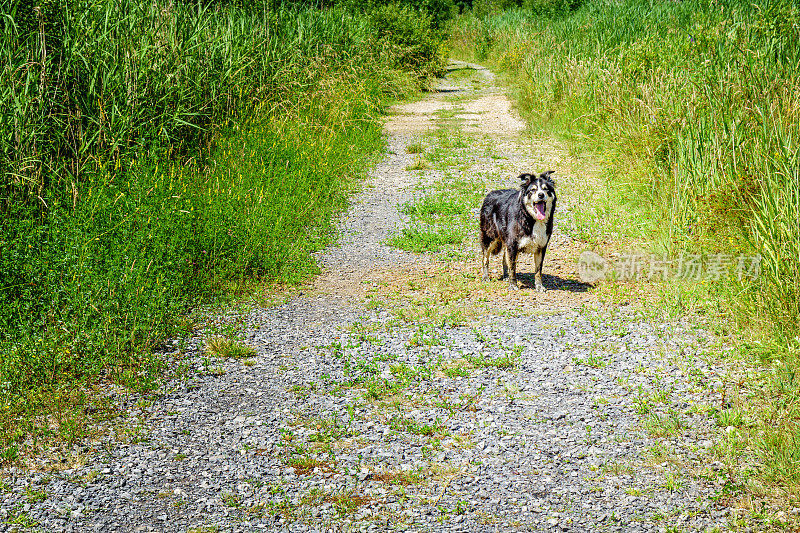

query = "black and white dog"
[480,172,556,292]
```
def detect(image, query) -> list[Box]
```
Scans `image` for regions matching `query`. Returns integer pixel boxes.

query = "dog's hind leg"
[481,238,499,281]
[501,247,510,281]
[481,243,491,281]
[533,247,548,292]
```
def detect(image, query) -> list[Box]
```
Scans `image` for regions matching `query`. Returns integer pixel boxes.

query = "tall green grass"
[0,0,447,461]
[450,0,799,338]
[448,0,800,501]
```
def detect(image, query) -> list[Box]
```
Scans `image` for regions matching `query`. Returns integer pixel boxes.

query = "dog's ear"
[540,170,556,182]
[518,173,533,186]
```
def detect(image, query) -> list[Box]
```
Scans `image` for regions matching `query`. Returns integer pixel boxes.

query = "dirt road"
[0,62,735,533]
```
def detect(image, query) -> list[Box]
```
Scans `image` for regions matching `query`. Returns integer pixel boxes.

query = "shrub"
[370,3,447,78]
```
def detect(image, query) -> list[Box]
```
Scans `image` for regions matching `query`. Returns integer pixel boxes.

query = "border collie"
[480,172,556,292]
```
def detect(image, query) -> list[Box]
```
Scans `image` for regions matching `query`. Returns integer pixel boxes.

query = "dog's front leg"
[507,245,520,290]
[533,246,547,292]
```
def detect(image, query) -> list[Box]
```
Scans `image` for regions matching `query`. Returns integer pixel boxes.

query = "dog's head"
[519,171,556,221]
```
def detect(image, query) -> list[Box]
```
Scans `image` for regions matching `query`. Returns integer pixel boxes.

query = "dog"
[480,171,556,292]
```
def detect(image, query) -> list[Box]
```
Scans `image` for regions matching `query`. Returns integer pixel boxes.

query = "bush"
[472,0,518,19]
[522,0,583,15]
[370,3,447,78]
[338,0,457,28]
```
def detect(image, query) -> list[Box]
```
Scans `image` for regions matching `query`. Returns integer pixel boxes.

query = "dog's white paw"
[535,284,547,293]
[508,282,520,291]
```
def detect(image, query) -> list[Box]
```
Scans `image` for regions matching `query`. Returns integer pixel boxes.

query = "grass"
[442,365,470,378]
[643,412,684,438]
[205,337,255,359]
[389,415,449,436]
[663,473,684,493]
[572,354,609,369]
[448,0,800,511]
[387,89,489,258]
[387,172,485,256]
[405,156,430,171]
[449,0,799,332]
[465,353,517,369]
[373,469,425,485]
[406,142,426,154]
[306,416,354,443]
[0,0,448,464]
[388,178,480,253]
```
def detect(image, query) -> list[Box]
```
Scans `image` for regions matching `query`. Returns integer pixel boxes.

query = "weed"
[442,366,470,378]
[633,386,653,415]
[374,469,425,485]
[389,415,449,436]
[406,157,429,171]
[645,443,677,464]
[25,488,47,503]
[663,473,684,492]
[388,227,465,254]
[221,492,241,508]
[466,354,516,369]
[5,510,38,528]
[408,325,445,347]
[307,416,353,443]
[593,397,609,407]
[205,337,255,359]
[407,142,425,154]
[572,355,609,369]
[602,461,634,476]
[716,408,744,428]
[329,490,372,515]
[643,411,684,438]
[388,173,484,257]
[282,442,336,476]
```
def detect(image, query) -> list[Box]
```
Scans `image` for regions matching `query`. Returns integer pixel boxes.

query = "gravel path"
[1,63,735,533]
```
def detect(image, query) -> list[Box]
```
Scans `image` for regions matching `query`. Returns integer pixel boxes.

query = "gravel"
[0,306,731,532]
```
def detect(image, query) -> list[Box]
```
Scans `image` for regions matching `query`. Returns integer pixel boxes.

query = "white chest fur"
[518,220,549,252]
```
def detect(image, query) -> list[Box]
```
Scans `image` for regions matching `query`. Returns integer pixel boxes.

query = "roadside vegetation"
[447,0,800,515]
[0,0,454,463]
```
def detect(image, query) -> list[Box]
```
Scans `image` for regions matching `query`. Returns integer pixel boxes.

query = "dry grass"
[204,336,255,359]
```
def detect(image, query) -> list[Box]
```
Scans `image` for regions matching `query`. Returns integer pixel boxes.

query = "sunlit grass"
[0,0,444,464]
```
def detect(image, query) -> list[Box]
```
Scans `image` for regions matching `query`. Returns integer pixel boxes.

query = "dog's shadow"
[514,273,592,293]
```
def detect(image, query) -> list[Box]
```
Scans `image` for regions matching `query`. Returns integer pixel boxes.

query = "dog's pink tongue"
[534,202,546,220]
